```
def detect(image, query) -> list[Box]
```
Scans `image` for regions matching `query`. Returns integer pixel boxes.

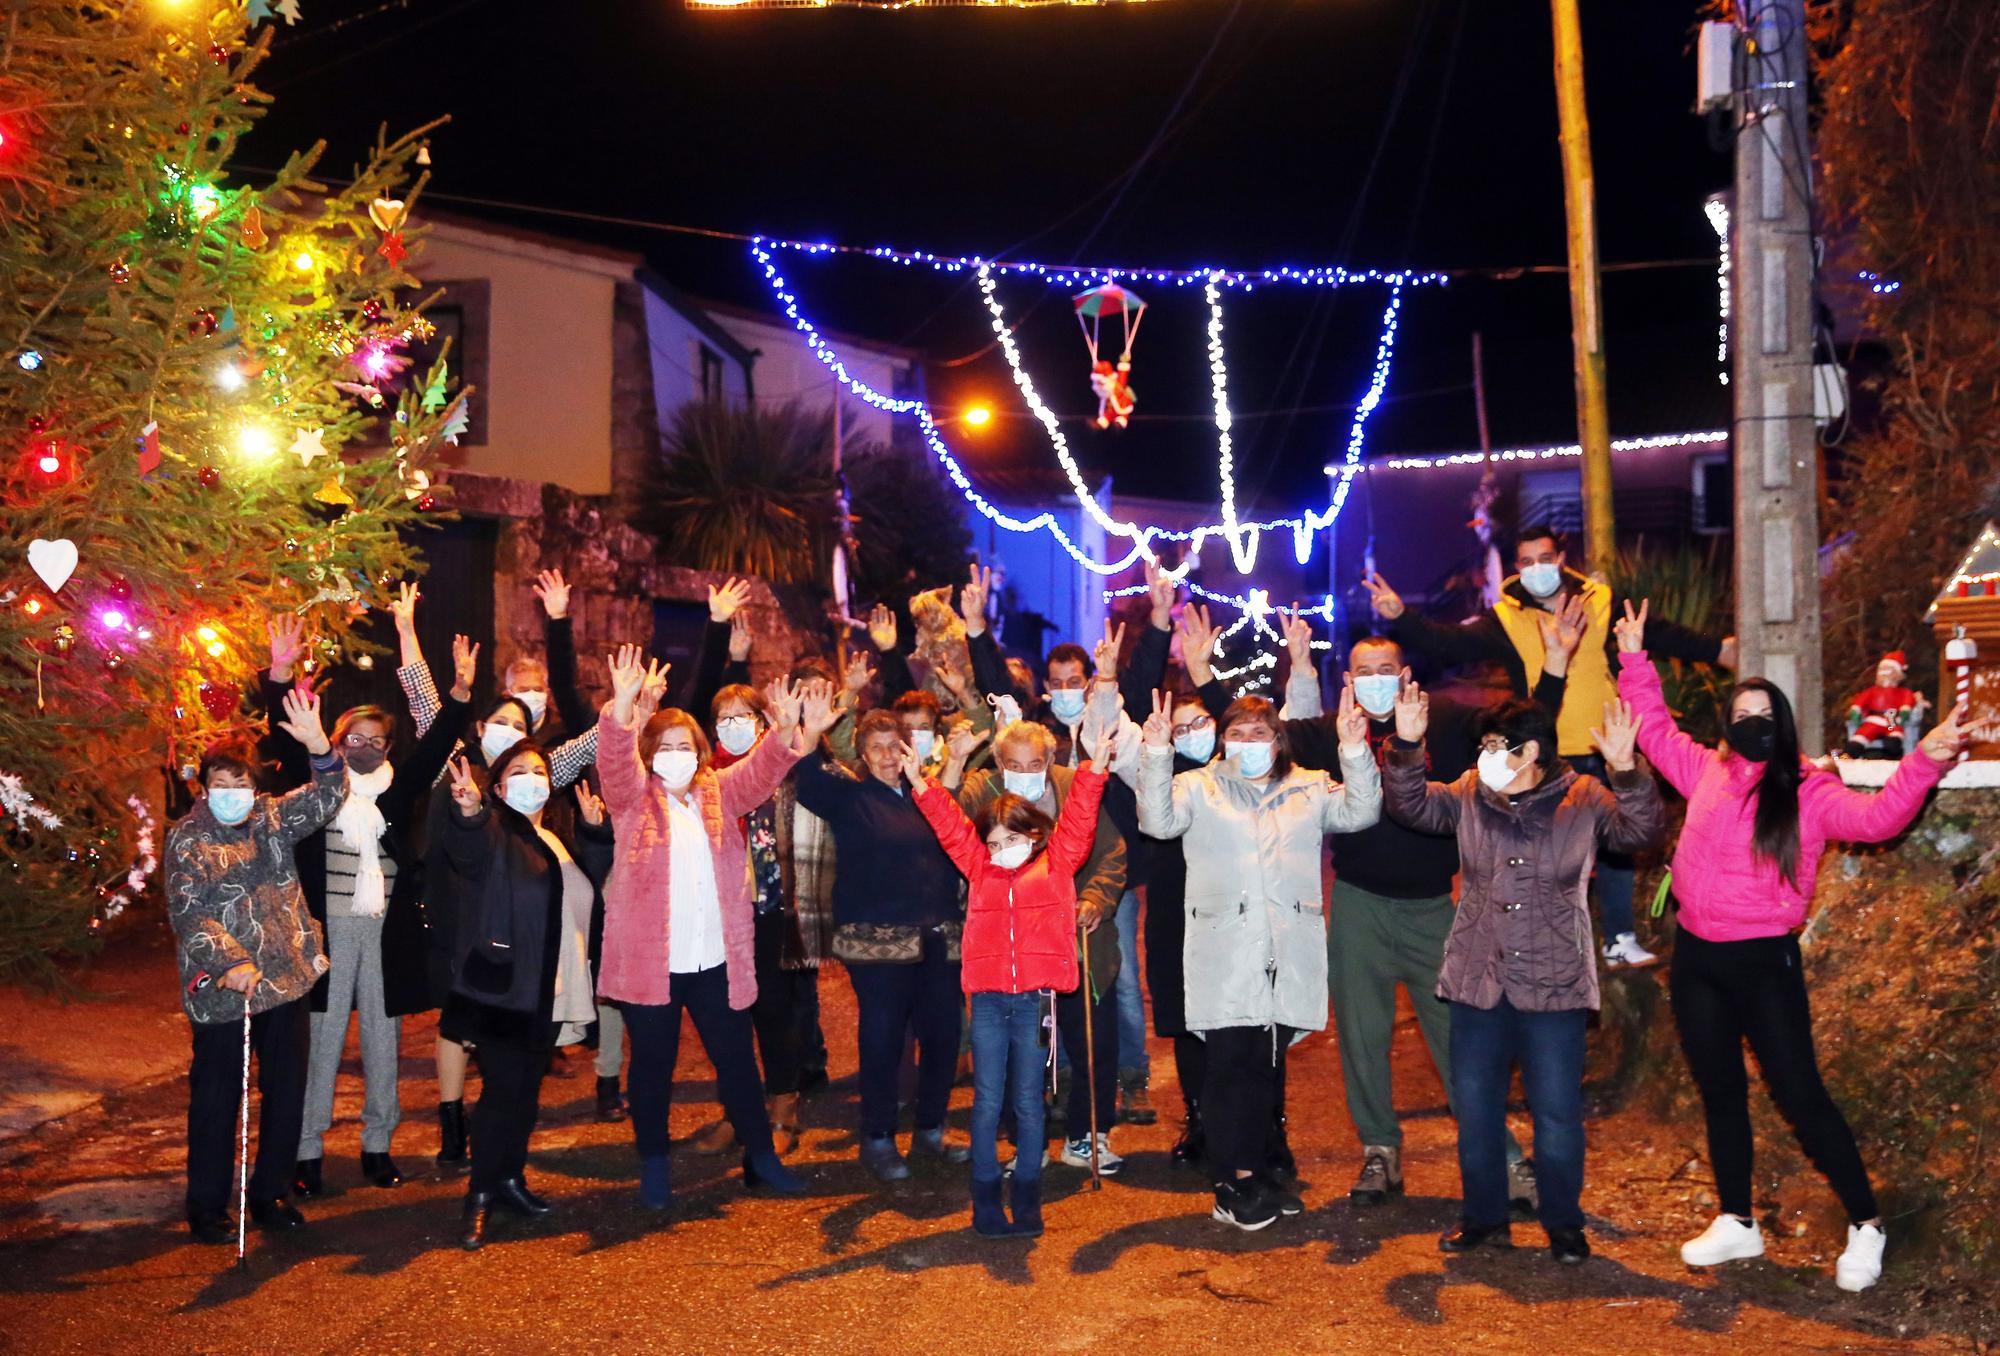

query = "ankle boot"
[767,1092,801,1156]
[595,1076,627,1123]
[436,1099,470,1174]
[639,1155,672,1211]
[460,1191,493,1251]
[971,1176,1011,1238]
[1171,1099,1205,1169]
[494,1175,552,1217]
[291,1157,323,1199]
[690,1118,737,1156]
[742,1146,807,1195]
[1008,1175,1045,1236]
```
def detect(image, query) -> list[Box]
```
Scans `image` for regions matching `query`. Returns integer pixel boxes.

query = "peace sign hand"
[450,634,480,700]
[1613,599,1649,655]
[1094,619,1126,682]
[446,757,483,818]
[574,782,607,826]
[1145,560,1177,630]
[1281,610,1313,669]
[1334,677,1368,753]
[389,579,421,633]
[960,564,993,637]
[1141,689,1173,749]
[1361,572,1404,621]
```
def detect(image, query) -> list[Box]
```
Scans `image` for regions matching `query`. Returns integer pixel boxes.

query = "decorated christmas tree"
[0,1,467,974]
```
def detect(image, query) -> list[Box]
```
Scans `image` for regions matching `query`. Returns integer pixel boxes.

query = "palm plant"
[638,399,840,585]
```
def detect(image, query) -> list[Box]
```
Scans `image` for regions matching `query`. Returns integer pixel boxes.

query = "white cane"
[236,992,251,1268]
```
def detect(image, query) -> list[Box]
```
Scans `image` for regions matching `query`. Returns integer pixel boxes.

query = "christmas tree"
[0,1,467,975]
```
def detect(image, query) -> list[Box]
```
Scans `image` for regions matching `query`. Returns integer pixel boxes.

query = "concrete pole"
[1549,0,1616,575]
[1730,0,1824,750]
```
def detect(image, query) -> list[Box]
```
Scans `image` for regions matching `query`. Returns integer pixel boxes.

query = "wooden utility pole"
[1549,0,1615,574]
[1729,0,1824,749]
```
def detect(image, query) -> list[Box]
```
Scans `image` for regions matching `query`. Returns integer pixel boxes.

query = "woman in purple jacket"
[1614,601,1982,1293]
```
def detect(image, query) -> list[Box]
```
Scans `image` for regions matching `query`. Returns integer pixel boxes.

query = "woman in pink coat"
[1614,602,1981,1294]
[595,645,842,1212]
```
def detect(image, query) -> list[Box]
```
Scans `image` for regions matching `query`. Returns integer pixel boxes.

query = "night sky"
[243,0,1733,513]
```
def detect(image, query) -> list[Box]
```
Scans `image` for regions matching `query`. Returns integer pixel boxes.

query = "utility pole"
[1549,0,1616,575]
[1729,0,1823,749]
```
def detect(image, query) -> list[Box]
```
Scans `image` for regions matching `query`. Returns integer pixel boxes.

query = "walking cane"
[235,992,251,1269]
[1080,923,1101,1192]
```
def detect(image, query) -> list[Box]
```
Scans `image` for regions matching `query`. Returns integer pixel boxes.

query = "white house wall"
[707,311,901,446]
[642,289,754,426]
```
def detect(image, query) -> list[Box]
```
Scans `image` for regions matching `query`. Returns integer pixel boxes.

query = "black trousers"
[186,997,309,1219]
[750,911,803,1097]
[1053,984,1119,1140]
[622,965,774,1162]
[1201,1024,1293,1178]
[793,966,828,1081]
[1671,929,1878,1223]
[1173,1033,1208,1115]
[469,1038,547,1194]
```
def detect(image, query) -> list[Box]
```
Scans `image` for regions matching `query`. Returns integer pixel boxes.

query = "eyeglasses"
[1171,716,1213,739]
[1476,738,1522,756]
[342,734,390,750]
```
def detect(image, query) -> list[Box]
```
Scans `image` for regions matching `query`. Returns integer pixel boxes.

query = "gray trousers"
[595,1001,625,1080]
[1327,880,1522,1159]
[299,912,402,1157]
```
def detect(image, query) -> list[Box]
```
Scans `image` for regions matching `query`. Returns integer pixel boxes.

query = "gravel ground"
[0,936,1979,1355]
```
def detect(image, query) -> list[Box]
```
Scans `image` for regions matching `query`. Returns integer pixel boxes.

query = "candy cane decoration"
[1945,625,1978,763]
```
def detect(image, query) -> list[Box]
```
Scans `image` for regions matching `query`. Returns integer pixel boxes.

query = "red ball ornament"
[198,680,239,720]
[196,464,220,488]
[109,576,133,601]
[415,492,437,512]
[361,299,384,323]
[189,308,219,337]
[177,122,191,136]
[208,42,229,64]
[27,415,47,435]
[108,261,130,285]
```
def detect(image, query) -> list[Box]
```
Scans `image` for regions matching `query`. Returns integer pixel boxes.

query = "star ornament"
[289,426,328,467]
[377,232,407,268]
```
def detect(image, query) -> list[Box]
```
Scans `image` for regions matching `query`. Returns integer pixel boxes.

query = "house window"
[1517,469,1584,539]
[698,343,726,402]
[1691,452,1733,534]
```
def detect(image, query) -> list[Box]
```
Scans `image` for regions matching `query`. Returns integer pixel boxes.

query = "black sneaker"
[1212,1178,1281,1232]
[1257,1170,1305,1216]
[1439,1219,1513,1252]
[1548,1226,1590,1265]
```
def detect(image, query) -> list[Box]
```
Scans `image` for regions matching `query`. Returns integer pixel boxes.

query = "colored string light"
[1373,429,1727,470]
[1705,198,1731,387]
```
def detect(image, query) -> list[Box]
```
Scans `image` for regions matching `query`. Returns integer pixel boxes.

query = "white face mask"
[1519,562,1563,599]
[1477,746,1523,793]
[652,748,699,789]
[207,786,255,825]
[988,841,1033,871]
[1226,739,1275,779]
[502,772,551,815]
[1352,673,1400,718]
[1001,768,1046,802]
[1173,725,1216,763]
[480,723,525,763]
[715,716,759,756]
[908,728,936,762]
[512,688,549,726]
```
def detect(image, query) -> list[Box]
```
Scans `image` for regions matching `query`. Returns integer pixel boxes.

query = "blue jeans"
[969,991,1049,1185]
[1449,997,1588,1231]
[1112,890,1149,1078]
[846,932,963,1140]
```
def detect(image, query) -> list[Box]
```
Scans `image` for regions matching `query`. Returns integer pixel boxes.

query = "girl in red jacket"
[910,738,1111,1239]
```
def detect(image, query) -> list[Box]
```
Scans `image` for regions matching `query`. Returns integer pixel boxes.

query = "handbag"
[831,922,922,965]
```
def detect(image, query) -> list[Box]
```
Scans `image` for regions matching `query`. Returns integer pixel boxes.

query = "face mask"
[1726,714,1777,763]
[1173,725,1217,763]
[989,694,1023,729]
[343,745,389,776]
[1002,769,1047,802]
[715,717,759,756]
[512,689,548,726]
[1049,688,1087,723]
[909,729,936,762]
[207,787,255,825]
[652,749,699,788]
[988,841,1033,871]
[1519,562,1563,599]
[1477,746,1522,793]
[502,772,551,815]
[1352,674,1400,718]
[480,723,525,763]
[1227,740,1275,779]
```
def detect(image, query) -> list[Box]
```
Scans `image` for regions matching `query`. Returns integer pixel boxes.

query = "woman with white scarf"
[259,617,480,1200]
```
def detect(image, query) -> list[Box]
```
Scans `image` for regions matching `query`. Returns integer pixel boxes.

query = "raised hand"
[533,568,570,620]
[450,634,480,701]
[1919,699,1977,765]
[797,677,844,740]
[267,614,306,682]
[1093,619,1126,683]
[728,613,752,663]
[763,676,804,735]
[1145,560,1177,631]
[608,643,647,705]
[1334,677,1368,752]
[1360,571,1405,621]
[708,576,751,625]
[1590,698,1644,772]
[934,650,974,704]
[574,782,607,826]
[389,579,421,634]
[636,658,670,719]
[1141,689,1173,748]
[1613,598,1649,655]
[868,603,898,654]
[1177,603,1219,683]
[446,756,482,818]
[842,650,874,698]
[895,739,927,786]
[945,721,989,765]
[960,564,993,637]
[1539,593,1591,676]
[1281,609,1313,670]
[1393,676,1430,744]
[277,685,331,756]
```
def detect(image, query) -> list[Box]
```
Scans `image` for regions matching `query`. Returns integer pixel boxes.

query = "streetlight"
[961,404,993,429]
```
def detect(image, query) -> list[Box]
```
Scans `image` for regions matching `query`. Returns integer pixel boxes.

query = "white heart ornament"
[368,197,406,233]
[28,538,78,593]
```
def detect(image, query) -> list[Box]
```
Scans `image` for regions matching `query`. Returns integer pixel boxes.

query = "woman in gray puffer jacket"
[1137,686,1380,1233]
[1383,683,1662,1267]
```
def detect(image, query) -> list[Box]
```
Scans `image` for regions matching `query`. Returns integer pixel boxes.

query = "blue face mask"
[1002,768,1047,803]
[1519,562,1563,599]
[1048,688,1087,723]
[1352,673,1400,718]
[1173,725,1216,763]
[1227,740,1275,779]
[207,787,255,826]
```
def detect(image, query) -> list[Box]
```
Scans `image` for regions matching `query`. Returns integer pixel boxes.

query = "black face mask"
[1726,714,1777,763]
[344,746,390,775]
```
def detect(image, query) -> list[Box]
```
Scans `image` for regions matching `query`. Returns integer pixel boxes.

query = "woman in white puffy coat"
[1136,685,1379,1231]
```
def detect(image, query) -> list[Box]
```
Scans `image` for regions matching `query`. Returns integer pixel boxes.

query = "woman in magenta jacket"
[1614,602,1979,1293]
[911,739,1110,1240]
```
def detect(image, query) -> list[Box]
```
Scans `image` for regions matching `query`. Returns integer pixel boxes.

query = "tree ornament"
[1072,283,1145,430]
[52,622,75,655]
[289,427,328,467]
[277,0,303,23]
[367,198,406,232]
[313,475,356,509]
[377,232,407,268]
[208,43,230,65]
[17,350,43,371]
[27,538,78,593]
[196,464,220,488]
[360,298,384,323]
[283,537,300,556]
[189,308,219,337]
[239,205,267,250]
[416,144,432,167]
[197,680,239,721]
[136,421,161,475]
[109,577,132,601]
[107,260,130,285]
[104,651,123,673]
[176,122,191,136]
[415,492,437,512]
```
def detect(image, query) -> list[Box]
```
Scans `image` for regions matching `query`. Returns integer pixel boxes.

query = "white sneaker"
[1060,1134,1123,1175]
[1602,932,1661,969]
[1835,1223,1886,1292]
[1680,1214,1766,1266]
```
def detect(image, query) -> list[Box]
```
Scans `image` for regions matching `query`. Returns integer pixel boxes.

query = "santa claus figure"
[1844,650,1926,759]
[1089,360,1136,430]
